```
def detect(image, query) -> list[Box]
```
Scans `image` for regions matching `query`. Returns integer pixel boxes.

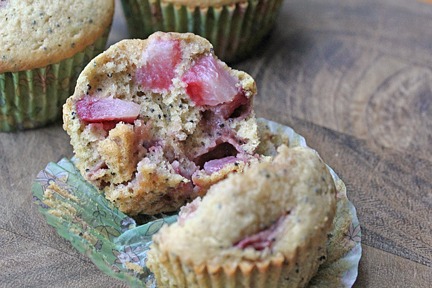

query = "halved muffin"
[147,145,337,287]
[63,32,260,215]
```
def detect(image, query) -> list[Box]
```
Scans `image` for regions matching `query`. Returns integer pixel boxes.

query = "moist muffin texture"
[63,32,260,216]
[147,145,337,287]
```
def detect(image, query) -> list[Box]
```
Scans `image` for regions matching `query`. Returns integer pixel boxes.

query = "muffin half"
[63,32,260,215]
[147,145,337,287]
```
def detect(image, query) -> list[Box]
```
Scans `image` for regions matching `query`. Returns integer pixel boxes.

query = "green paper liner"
[32,118,361,287]
[0,29,110,132]
[121,0,284,63]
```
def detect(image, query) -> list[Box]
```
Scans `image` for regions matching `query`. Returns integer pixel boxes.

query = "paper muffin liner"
[0,29,110,132]
[32,118,361,287]
[149,232,327,287]
[121,0,284,63]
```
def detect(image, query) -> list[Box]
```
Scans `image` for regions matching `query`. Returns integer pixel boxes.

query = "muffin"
[147,145,337,287]
[120,0,285,63]
[0,0,114,131]
[63,32,261,216]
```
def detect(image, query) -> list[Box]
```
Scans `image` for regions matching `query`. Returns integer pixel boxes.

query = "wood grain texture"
[356,245,432,288]
[265,115,432,267]
[0,0,431,287]
[0,229,127,288]
[236,0,432,162]
[0,125,125,287]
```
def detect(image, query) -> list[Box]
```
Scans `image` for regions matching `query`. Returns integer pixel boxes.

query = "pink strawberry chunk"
[214,91,249,119]
[234,215,286,251]
[76,96,141,123]
[136,39,181,91]
[182,55,239,106]
[203,156,238,174]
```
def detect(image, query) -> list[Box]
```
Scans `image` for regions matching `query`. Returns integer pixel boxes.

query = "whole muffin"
[63,32,261,216]
[120,0,284,63]
[147,145,337,287]
[0,0,114,131]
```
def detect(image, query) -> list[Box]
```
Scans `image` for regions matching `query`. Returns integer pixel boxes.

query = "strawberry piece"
[203,156,238,174]
[136,39,181,91]
[76,96,141,123]
[182,55,239,106]
[178,198,201,226]
[214,91,249,119]
[234,215,286,251]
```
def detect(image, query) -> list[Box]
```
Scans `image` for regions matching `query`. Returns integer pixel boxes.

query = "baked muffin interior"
[63,32,259,215]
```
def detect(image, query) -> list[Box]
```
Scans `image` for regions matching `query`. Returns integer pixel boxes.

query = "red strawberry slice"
[203,156,238,174]
[76,96,141,123]
[182,55,239,106]
[136,39,181,91]
[214,91,249,119]
[234,215,286,251]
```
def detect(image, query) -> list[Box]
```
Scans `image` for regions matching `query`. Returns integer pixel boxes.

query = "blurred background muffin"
[120,0,284,63]
[0,0,114,132]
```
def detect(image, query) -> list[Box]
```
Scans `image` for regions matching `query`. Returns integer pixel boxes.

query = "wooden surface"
[1,0,431,287]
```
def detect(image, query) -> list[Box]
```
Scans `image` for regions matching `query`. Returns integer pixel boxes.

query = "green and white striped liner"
[0,30,110,132]
[121,0,284,63]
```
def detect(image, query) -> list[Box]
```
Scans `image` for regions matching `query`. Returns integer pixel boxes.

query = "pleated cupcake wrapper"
[121,0,284,62]
[152,238,325,287]
[0,29,110,132]
[150,193,332,288]
[154,253,287,287]
[32,118,361,287]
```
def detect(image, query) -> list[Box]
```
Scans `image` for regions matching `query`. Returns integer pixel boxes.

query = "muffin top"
[0,0,114,73]
[150,145,336,265]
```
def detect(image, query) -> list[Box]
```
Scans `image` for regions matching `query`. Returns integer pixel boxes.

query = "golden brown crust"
[0,0,114,72]
[96,124,138,184]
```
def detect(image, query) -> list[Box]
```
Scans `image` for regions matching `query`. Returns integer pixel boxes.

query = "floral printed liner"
[32,118,361,287]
